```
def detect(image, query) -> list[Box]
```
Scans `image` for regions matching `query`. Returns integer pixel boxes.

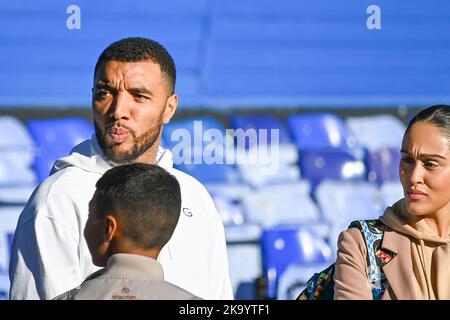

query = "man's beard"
[96,117,164,163]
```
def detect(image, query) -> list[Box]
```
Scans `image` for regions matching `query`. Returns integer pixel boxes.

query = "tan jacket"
[334,225,421,300]
[54,254,201,300]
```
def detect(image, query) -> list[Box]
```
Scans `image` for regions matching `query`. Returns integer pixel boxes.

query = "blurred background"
[0,0,449,300]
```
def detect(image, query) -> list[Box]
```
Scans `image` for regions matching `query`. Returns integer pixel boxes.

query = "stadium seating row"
[0,112,407,299]
[1,0,449,108]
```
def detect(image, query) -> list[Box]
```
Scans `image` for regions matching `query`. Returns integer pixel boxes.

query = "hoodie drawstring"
[417,239,432,299]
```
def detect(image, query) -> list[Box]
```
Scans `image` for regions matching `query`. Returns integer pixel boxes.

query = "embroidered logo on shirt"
[183,208,193,217]
[112,295,136,300]
[112,287,135,300]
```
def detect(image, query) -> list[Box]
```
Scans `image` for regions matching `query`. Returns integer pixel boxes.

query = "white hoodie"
[9,137,233,300]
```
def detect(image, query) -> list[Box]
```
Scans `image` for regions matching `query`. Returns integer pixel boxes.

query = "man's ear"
[103,214,118,243]
[162,93,178,125]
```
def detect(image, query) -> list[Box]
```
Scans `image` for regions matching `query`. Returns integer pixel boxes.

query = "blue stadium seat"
[229,114,293,146]
[347,115,406,151]
[164,116,244,185]
[0,0,207,106]
[2,1,450,108]
[315,180,382,225]
[299,148,367,189]
[236,161,300,188]
[0,205,23,300]
[315,180,383,256]
[0,116,35,155]
[210,186,261,243]
[228,114,299,187]
[242,182,321,227]
[227,243,261,299]
[205,182,251,202]
[0,155,36,206]
[174,162,241,184]
[7,232,13,256]
[201,1,450,107]
[27,117,93,156]
[162,116,228,163]
[224,224,262,244]
[234,282,257,300]
[0,273,8,300]
[366,148,400,184]
[0,186,35,205]
[380,181,404,208]
[211,195,245,227]
[162,116,226,148]
[286,113,356,150]
[0,205,23,250]
[26,117,93,182]
[0,116,37,195]
[261,225,333,299]
[0,154,36,188]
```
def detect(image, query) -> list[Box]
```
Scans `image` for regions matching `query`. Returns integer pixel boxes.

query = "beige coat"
[54,254,201,300]
[334,226,420,300]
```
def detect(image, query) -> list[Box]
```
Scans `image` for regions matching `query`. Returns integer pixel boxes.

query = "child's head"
[84,163,181,266]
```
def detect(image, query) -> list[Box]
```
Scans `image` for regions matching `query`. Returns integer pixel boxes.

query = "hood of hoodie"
[380,199,450,245]
[380,199,450,300]
[50,135,174,175]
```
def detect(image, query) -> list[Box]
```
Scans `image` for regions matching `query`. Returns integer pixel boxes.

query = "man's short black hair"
[94,163,181,249]
[94,37,176,94]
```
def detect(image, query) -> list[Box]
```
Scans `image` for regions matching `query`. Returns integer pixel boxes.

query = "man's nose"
[109,92,130,120]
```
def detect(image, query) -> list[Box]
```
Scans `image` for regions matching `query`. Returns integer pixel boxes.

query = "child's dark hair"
[94,163,181,249]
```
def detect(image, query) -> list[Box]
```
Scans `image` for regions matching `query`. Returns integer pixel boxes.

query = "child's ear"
[103,214,118,243]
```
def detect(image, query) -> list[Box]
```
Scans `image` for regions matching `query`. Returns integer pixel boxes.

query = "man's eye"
[401,157,414,164]
[95,90,110,99]
[135,94,149,101]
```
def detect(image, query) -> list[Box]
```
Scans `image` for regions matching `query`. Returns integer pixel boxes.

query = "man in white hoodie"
[9,37,233,300]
